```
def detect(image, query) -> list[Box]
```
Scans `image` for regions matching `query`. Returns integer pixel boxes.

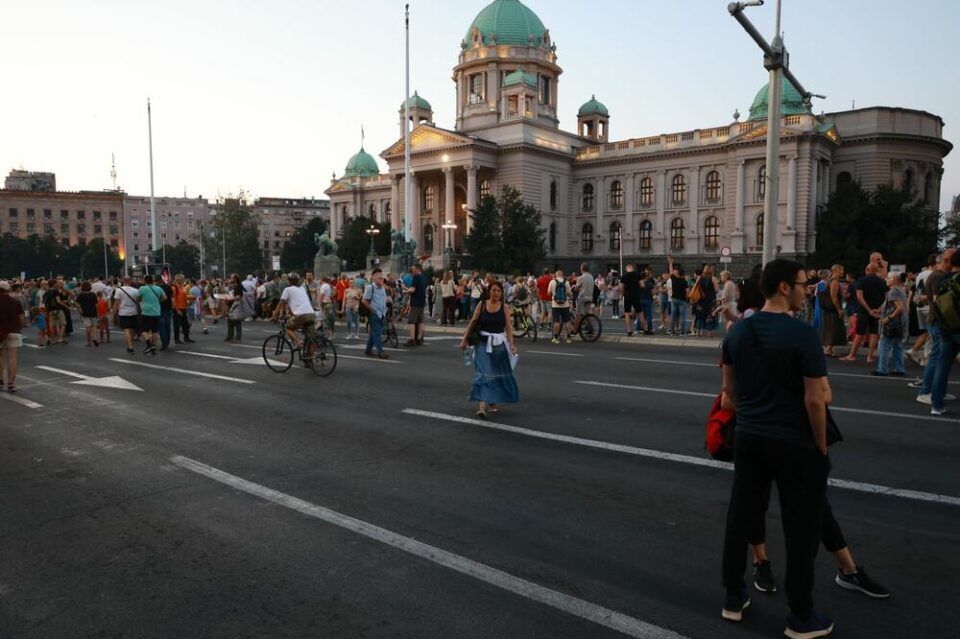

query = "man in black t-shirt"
[43,279,71,345]
[404,264,429,346]
[720,259,833,636]
[158,280,174,351]
[841,263,887,362]
[636,269,656,334]
[619,264,641,336]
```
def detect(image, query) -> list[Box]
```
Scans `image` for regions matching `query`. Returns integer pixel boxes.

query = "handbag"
[688,277,703,304]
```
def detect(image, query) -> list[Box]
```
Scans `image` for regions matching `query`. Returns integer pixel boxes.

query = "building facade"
[252,197,330,265]
[325,0,952,272]
[4,169,57,192]
[0,188,124,254]
[122,195,210,269]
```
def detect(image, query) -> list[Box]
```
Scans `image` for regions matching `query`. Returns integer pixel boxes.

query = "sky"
[2,0,958,212]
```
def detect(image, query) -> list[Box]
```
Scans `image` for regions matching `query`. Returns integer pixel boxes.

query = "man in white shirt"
[318,277,335,337]
[112,276,141,355]
[272,273,317,349]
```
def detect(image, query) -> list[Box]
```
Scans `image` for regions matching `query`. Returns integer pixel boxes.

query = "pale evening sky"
[2,0,957,212]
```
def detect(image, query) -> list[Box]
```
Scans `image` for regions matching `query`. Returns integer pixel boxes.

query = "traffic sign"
[272,255,281,271]
[720,256,732,264]
[720,246,732,257]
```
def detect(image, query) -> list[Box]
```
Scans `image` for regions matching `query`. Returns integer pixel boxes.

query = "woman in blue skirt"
[460,280,519,418]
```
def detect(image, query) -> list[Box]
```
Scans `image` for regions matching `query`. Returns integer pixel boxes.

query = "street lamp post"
[442,221,457,269]
[365,225,381,269]
[728,0,822,266]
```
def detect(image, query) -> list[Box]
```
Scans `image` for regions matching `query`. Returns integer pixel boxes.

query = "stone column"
[466,165,478,235]
[624,174,635,254]
[409,174,420,249]
[655,170,666,237]
[732,160,746,253]
[688,167,699,254]
[443,167,455,251]
[390,176,401,231]
[786,156,797,230]
[809,157,819,250]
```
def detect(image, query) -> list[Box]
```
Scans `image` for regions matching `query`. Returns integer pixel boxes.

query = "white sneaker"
[917,394,932,405]
[931,407,948,416]
[906,350,922,365]
[947,393,957,401]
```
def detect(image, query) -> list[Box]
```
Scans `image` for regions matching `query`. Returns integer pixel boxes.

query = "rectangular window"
[8,208,16,217]
[187,220,194,230]
[539,76,551,104]
[9,223,18,233]
[109,211,117,220]
[274,241,281,248]
[43,209,52,219]
[110,239,118,248]
[77,210,85,219]
[132,219,139,229]
[44,224,54,234]
[26,209,35,218]
[61,224,69,234]
[77,224,86,234]
[174,221,180,230]
[27,222,36,233]
[133,232,139,238]
[93,211,102,220]
[110,226,118,235]
[469,74,484,103]
[94,225,103,234]
[61,238,69,246]
[134,243,140,251]
[60,210,69,220]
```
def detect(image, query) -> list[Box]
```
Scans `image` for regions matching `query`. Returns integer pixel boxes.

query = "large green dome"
[343,148,380,178]
[748,77,811,121]
[464,0,549,48]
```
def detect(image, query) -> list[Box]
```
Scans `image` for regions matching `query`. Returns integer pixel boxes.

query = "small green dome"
[343,148,380,178]
[748,77,811,121]
[578,95,609,117]
[400,91,432,112]
[503,68,537,88]
[464,0,549,48]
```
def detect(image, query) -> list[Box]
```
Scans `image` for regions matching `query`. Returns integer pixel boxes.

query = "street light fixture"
[365,224,381,268]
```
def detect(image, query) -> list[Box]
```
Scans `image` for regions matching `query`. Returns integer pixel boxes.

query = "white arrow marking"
[230,356,287,366]
[36,365,143,392]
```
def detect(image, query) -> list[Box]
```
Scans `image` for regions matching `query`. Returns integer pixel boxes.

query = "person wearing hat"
[0,280,27,392]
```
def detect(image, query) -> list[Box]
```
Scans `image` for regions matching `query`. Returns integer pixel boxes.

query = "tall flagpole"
[148,98,158,264]
[404,4,412,251]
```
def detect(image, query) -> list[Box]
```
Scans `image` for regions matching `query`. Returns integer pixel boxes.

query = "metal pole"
[762,34,784,266]
[199,222,205,279]
[404,4,412,248]
[221,221,227,276]
[103,239,108,278]
[147,99,157,256]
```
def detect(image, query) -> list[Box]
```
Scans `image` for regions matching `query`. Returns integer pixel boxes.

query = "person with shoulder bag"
[875,272,907,376]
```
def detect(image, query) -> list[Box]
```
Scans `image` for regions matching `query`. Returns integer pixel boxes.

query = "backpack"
[933,273,960,332]
[553,279,568,304]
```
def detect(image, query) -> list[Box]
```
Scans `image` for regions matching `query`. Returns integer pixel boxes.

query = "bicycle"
[511,302,538,342]
[262,316,338,377]
[572,307,603,343]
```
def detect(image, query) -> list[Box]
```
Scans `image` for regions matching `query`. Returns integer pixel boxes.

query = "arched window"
[757,165,766,200]
[703,216,720,249]
[549,221,557,252]
[670,218,685,251]
[479,180,491,198]
[671,174,687,206]
[609,221,621,250]
[705,170,722,203]
[384,201,392,222]
[423,186,435,213]
[549,181,558,210]
[903,169,914,193]
[582,183,595,211]
[423,224,434,253]
[640,177,654,208]
[368,203,376,218]
[924,172,934,205]
[581,223,594,252]
[755,212,764,249]
[610,180,624,209]
[638,220,653,249]
[836,171,852,187]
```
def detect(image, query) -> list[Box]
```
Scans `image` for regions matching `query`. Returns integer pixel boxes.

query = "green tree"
[202,195,263,276]
[80,238,124,279]
[336,216,391,270]
[812,181,939,272]
[464,186,546,273]
[280,216,328,273]
[161,240,201,277]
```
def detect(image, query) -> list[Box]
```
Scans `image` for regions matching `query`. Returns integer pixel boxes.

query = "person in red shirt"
[171,274,195,344]
[536,268,553,327]
[336,274,348,316]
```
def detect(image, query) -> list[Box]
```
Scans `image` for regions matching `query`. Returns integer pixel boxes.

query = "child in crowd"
[33,306,48,347]
[96,291,111,343]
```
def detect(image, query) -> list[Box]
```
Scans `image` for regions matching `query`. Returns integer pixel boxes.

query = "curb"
[422,324,722,349]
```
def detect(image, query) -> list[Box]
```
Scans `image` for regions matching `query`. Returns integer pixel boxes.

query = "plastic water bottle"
[463,346,473,366]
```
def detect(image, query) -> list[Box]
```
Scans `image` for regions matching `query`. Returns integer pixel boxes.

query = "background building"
[4,169,56,192]
[252,197,330,265]
[326,0,952,272]
[122,195,209,269]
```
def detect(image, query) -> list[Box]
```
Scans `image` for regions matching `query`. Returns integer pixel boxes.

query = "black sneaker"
[721,587,750,622]
[784,610,834,638]
[835,565,890,598]
[753,559,778,593]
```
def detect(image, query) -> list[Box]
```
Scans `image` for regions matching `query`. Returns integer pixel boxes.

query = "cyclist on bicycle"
[571,263,595,335]
[270,272,316,349]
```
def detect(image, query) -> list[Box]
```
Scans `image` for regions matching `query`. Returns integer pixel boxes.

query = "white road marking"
[22,343,40,349]
[171,454,687,639]
[176,351,238,361]
[0,393,42,409]
[402,409,960,508]
[108,358,256,384]
[338,354,402,364]
[572,380,958,424]
[225,343,262,350]
[35,365,144,391]
[617,357,715,368]
[527,350,585,358]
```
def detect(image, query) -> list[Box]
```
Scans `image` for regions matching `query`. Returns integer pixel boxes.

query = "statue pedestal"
[377,256,403,277]
[313,255,340,279]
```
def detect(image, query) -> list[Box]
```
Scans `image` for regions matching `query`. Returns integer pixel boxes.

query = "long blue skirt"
[469,344,520,403]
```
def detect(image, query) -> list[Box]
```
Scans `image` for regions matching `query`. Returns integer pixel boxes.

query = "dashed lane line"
[572,380,958,424]
[401,409,960,508]
[108,358,256,384]
[527,350,585,357]
[170,454,687,639]
[0,393,43,409]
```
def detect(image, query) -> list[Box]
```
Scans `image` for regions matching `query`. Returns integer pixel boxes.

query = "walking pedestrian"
[223,274,246,342]
[819,265,847,357]
[440,270,457,326]
[75,281,100,347]
[137,275,166,355]
[113,276,141,354]
[405,264,429,346]
[720,259,834,638]
[0,280,26,392]
[460,280,518,418]
[172,275,194,344]
[343,280,361,339]
[361,269,390,359]
[96,291,111,344]
[874,272,907,376]
[927,250,960,415]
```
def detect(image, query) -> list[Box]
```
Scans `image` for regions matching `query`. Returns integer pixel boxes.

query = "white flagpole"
[148,98,158,264]
[404,4,412,247]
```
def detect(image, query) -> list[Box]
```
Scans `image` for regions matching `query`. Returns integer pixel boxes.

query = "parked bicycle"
[263,316,337,377]
[511,302,538,342]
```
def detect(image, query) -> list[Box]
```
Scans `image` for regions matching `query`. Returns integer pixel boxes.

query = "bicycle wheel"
[309,335,337,377]
[385,322,399,348]
[513,311,529,339]
[579,314,602,343]
[525,316,538,343]
[262,334,295,372]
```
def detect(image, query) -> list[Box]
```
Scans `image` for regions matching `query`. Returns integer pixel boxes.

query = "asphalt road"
[1,318,958,639]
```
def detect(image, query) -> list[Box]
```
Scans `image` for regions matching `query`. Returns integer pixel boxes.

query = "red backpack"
[705,393,735,462]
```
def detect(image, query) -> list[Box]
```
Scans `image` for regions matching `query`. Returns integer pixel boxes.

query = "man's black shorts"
[622,297,641,314]
[855,312,879,336]
[118,315,139,331]
[139,315,160,333]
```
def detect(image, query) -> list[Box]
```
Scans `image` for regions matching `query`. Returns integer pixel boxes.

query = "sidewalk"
[422,324,722,349]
